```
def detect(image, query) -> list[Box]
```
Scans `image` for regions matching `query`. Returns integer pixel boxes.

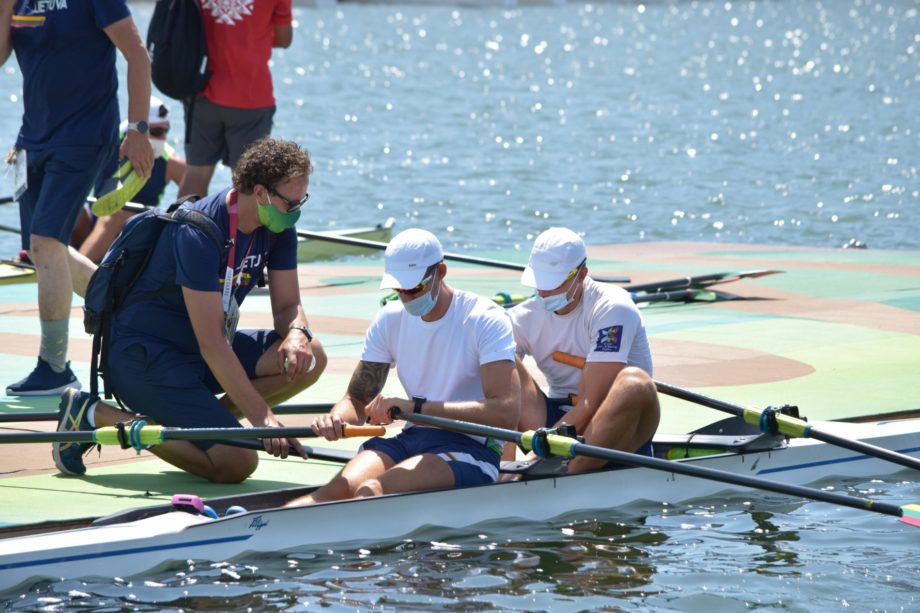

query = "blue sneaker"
[52,388,97,476]
[6,358,81,397]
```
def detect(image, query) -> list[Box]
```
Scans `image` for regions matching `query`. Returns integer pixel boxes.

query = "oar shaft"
[0,424,384,445]
[296,229,632,282]
[394,410,906,519]
[0,412,58,423]
[221,438,355,463]
[0,401,335,423]
[656,381,920,472]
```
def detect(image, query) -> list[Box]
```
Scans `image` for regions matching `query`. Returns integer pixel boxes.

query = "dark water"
[0,0,918,255]
[3,477,918,611]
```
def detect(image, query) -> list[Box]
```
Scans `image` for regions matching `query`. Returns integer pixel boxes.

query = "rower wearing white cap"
[507,227,660,473]
[286,228,521,505]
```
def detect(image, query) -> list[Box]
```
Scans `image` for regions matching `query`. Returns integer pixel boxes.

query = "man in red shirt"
[179,0,293,198]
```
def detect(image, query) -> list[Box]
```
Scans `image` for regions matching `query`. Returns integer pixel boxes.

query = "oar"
[551,351,920,472]
[0,401,336,424]
[655,380,920,473]
[391,409,920,528]
[295,229,630,283]
[0,195,14,205]
[624,269,783,294]
[0,423,384,445]
[219,438,356,463]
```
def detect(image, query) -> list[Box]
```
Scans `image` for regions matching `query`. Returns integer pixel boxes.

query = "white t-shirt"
[361,289,516,404]
[509,277,653,398]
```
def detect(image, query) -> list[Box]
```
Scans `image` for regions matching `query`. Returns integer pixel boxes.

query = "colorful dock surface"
[1,241,918,527]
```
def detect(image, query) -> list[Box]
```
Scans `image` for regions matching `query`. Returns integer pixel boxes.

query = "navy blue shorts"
[545,396,655,459]
[18,144,117,250]
[361,426,500,486]
[107,328,280,450]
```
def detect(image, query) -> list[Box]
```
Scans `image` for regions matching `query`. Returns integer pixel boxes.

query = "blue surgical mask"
[404,272,440,317]
[535,276,577,313]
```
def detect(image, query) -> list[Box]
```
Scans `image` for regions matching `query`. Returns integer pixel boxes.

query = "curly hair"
[232,137,313,194]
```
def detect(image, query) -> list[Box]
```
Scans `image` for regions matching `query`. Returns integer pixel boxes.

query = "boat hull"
[0,418,917,591]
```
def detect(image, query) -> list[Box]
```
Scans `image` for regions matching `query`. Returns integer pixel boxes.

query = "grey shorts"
[185,96,275,168]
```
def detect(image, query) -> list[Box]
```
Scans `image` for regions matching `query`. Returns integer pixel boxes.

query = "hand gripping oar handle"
[390,408,918,526]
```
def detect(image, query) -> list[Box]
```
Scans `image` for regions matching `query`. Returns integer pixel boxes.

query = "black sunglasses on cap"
[149,126,169,138]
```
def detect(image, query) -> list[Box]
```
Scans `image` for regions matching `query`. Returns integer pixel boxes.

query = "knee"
[616,366,657,396]
[209,454,258,484]
[354,478,383,498]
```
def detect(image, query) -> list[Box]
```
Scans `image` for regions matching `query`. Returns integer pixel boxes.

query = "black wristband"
[412,395,426,414]
[290,325,313,342]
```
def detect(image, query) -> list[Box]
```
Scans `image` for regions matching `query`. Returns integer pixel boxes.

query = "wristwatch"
[290,325,314,342]
[412,395,426,414]
[126,120,149,134]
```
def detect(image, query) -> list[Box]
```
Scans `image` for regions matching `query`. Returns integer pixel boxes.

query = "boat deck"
[1,241,919,529]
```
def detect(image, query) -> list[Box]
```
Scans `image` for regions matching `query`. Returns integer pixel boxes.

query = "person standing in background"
[1,0,153,396]
[178,0,293,198]
[75,96,187,264]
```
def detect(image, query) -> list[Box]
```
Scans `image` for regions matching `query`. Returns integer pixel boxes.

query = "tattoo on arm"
[347,361,390,405]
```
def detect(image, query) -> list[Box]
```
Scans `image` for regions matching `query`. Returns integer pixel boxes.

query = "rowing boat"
[0,259,34,285]
[1,415,916,591]
[296,218,395,262]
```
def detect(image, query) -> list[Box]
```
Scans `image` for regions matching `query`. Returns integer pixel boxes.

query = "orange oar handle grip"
[342,425,386,437]
[552,351,586,369]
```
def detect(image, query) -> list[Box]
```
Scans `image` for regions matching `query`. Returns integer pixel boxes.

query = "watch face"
[130,120,149,134]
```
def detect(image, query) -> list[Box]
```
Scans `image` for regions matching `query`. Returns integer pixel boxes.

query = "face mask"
[258,200,301,233]
[149,138,166,158]
[404,271,440,317]
[535,275,577,313]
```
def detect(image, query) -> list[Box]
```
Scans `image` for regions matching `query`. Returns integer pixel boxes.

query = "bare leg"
[502,357,548,461]
[178,164,216,198]
[285,450,394,506]
[354,453,455,498]
[67,247,97,299]
[79,210,133,264]
[31,235,74,323]
[221,339,328,419]
[567,367,660,474]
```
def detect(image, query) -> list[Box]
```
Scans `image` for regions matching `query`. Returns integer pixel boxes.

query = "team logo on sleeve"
[595,325,623,352]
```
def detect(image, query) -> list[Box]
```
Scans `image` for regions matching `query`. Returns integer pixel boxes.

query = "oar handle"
[342,425,386,437]
[553,351,586,369]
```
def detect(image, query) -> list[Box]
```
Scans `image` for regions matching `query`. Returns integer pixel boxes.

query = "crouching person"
[55,138,325,483]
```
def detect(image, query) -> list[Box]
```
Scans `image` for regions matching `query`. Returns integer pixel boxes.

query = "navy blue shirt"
[111,188,298,355]
[11,0,130,148]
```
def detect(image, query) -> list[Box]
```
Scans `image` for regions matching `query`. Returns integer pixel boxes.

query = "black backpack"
[147,0,211,101]
[83,198,230,402]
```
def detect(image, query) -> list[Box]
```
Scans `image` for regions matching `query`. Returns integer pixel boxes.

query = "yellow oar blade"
[91,161,148,217]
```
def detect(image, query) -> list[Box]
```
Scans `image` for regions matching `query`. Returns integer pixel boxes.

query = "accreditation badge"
[223,296,240,342]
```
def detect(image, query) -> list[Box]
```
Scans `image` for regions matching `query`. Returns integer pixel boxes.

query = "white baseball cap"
[380,228,444,289]
[148,96,169,125]
[521,227,587,290]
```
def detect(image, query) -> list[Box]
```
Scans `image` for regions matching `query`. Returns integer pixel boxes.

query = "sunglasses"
[395,267,437,297]
[269,186,309,213]
[149,126,169,138]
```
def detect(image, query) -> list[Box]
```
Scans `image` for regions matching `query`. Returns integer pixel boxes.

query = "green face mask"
[258,201,301,233]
